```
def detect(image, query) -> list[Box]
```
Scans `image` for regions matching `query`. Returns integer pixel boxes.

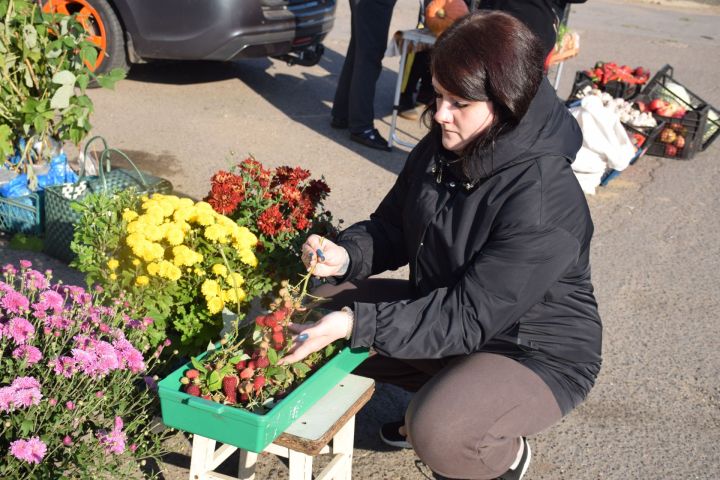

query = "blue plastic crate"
[0,191,43,235]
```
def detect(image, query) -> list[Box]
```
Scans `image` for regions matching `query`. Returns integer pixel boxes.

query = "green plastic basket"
[158,345,369,453]
[0,191,43,235]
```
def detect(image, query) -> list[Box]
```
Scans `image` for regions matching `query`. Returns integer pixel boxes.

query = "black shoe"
[379,420,412,449]
[497,438,531,480]
[331,117,348,129]
[350,128,392,151]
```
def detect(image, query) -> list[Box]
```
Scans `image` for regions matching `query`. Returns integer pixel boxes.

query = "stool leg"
[288,450,313,480]
[238,449,258,480]
[189,435,215,480]
[331,416,356,480]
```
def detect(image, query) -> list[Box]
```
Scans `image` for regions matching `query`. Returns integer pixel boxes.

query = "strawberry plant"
[179,268,342,412]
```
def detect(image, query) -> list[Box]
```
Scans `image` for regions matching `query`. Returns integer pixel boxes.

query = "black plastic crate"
[640,64,720,159]
[568,70,642,102]
[601,121,665,186]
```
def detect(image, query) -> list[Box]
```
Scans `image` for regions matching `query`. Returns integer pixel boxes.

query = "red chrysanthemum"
[257,204,288,237]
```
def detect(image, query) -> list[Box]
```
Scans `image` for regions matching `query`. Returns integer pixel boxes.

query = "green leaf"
[22,25,37,49]
[208,370,221,391]
[20,419,33,436]
[52,70,76,85]
[0,125,12,158]
[77,73,89,91]
[229,354,250,364]
[190,356,207,373]
[291,362,311,378]
[50,84,74,109]
[267,348,278,366]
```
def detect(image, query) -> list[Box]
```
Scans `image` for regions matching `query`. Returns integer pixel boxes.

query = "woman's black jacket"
[336,79,602,403]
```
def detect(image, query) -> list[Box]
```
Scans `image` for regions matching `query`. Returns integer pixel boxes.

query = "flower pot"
[157,345,369,453]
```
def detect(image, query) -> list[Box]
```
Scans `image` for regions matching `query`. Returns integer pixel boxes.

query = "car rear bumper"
[121,0,336,62]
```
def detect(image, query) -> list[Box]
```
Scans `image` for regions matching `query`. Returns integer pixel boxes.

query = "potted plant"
[0,261,170,478]
[0,0,124,233]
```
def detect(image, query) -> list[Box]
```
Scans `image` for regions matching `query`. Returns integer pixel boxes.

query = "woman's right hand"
[302,234,349,278]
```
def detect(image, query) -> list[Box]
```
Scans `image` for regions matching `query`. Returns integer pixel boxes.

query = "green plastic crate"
[158,345,369,453]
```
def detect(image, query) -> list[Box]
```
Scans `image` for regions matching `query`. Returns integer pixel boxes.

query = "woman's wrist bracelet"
[340,306,354,340]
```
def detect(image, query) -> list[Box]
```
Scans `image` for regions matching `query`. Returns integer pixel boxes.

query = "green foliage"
[0,0,125,167]
[70,191,272,355]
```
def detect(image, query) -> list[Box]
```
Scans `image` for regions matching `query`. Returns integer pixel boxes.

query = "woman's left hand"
[278,310,352,365]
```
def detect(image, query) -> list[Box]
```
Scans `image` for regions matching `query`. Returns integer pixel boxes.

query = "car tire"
[43,0,128,77]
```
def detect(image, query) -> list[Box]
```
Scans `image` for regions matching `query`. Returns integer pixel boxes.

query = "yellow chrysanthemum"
[201,279,221,298]
[222,287,246,305]
[132,258,141,266]
[204,224,230,243]
[107,259,119,271]
[165,224,185,246]
[158,260,182,282]
[122,209,138,222]
[195,211,215,227]
[143,224,163,242]
[207,296,224,315]
[147,262,160,276]
[211,264,227,277]
[240,250,258,268]
[136,275,150,286]
[226,272,244,287]
[109,273,117,281]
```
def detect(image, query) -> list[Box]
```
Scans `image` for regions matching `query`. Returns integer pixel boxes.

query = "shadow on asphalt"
[124,50,418,176]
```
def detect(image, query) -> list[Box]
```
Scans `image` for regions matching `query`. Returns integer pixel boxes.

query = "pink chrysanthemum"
[7,316,34,344]
[10,437,47,464]
[19,260,32,269]
[51,356,77,378]
[97,416,126,455]
[10,376,42,408]
[0,386,14,412]
[113,338,146,373]
[1,291,30,314]
[23,269,49,290]
[12,345,43,365]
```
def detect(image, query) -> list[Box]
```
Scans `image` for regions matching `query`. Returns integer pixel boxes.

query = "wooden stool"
[188,374,375,480]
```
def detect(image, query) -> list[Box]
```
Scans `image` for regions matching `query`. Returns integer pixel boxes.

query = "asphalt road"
[2,0,719,478]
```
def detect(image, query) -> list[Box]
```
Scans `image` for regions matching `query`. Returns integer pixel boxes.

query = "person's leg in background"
[330,0,357,129]
[344,0,397,150]
[407,353,563,479]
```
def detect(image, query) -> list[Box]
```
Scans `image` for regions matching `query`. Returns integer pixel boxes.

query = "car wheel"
[43,0,128,76]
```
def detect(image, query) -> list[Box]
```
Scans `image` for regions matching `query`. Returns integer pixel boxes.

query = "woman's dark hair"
[422,11,546,179]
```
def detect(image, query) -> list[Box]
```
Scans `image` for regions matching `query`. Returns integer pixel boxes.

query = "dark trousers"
[314,278,563,479]
[331,0,397,134]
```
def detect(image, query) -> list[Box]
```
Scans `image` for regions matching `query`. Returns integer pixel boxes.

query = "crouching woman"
[281,11,601,480]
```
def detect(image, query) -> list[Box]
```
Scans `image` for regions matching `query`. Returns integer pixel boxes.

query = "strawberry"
[240,393,249,402]
[239,367,255,380]
[222,375,239,404]
[185,384,201,396]
[185,369,200,380]
[255,315,266,327]
[272,332,284,345]
[256,356,270,368]
[265,316,278,329]
[201,394,212,400]
[234,360,247,372]
[253,376,266,392]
